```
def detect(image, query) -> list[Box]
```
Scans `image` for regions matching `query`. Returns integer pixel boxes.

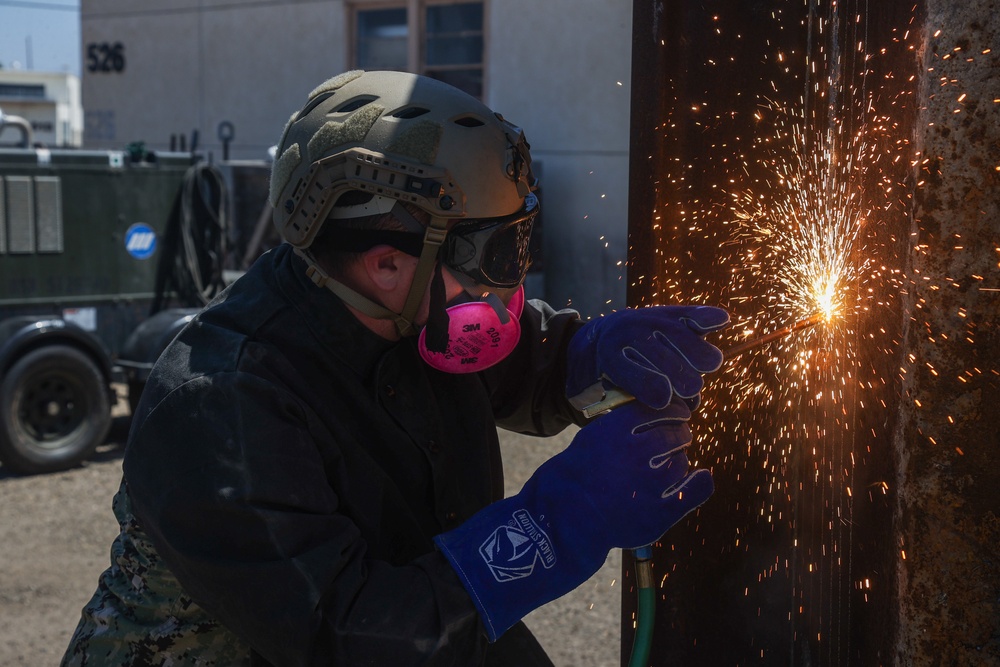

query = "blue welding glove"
[566,306,730,410]
[434,400,712,641]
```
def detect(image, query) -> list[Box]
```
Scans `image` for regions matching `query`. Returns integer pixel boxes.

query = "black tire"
[0,345,111,475]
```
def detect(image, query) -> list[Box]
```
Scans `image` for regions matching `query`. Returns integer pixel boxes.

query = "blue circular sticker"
[125,223,157,260]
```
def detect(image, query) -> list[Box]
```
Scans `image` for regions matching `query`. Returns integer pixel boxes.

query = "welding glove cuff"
[433,401,713,641]
[566,305,730,410]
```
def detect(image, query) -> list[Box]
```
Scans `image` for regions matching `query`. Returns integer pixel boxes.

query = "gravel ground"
[0,392,620,666]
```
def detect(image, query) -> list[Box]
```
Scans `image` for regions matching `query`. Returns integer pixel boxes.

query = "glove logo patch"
[479,509,556,582]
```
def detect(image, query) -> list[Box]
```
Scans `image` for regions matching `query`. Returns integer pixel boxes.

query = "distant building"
[80,0,632,316]
[0,70,83,147]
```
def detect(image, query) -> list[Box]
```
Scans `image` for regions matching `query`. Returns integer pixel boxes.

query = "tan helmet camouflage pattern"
[269,69,535,250]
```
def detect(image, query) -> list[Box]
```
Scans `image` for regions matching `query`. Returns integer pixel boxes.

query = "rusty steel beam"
[895,1,1000,663]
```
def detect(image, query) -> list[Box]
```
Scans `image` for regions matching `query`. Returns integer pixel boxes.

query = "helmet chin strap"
[296,212,451,339]
[397,215,449,336]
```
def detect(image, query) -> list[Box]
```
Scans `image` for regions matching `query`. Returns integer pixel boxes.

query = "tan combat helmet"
[269,70,535,336]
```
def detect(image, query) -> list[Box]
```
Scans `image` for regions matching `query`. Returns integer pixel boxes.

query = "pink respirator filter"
[418,287,525,373]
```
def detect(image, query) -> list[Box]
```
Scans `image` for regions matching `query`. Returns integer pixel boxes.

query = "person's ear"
[361,245,409,292]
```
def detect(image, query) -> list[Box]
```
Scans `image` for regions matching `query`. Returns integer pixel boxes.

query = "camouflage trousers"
[61,481,251,666]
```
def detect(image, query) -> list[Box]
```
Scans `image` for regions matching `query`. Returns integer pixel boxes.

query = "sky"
[0,0,81,76]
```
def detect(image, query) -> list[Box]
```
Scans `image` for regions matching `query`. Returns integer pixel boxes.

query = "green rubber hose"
[627,546,655,667]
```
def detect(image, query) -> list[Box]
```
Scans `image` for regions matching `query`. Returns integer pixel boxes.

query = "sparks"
[813,273,840,322]
[639,5,923,653]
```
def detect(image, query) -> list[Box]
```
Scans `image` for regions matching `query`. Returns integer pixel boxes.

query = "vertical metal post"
[895,2,1000,662]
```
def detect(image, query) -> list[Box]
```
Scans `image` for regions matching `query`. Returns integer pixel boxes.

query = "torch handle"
[578,312,825,418]
[580,387,636,417]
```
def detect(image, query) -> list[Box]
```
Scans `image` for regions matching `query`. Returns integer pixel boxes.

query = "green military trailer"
[0,140,221,474]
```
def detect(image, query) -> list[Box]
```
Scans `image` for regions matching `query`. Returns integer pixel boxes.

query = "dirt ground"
[0,392,621,666]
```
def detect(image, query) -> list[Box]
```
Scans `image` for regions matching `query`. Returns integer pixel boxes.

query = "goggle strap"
[295,248,414,333]
[398,215,450,337]
[333,228,423,257]
[388,201,428,234]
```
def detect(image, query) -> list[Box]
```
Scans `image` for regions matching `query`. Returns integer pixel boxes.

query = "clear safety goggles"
[443,193,538,289]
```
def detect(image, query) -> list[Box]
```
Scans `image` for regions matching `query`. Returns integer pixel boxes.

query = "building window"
[356,8,408,71]
[351,1,484,99]
[0,84,46,99]
[424,3,483,97]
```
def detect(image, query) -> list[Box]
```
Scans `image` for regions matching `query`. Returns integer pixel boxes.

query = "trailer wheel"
[0,345,111,475]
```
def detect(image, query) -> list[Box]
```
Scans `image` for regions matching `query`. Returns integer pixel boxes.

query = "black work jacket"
[122,245,586,666]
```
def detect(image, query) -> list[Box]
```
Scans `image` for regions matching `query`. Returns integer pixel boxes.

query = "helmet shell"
[270,70,534,249]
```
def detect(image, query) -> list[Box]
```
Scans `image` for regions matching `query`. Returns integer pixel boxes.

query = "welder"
[62,70,729,666]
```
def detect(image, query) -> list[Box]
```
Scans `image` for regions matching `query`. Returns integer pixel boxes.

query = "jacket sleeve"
[482,298,590,436]
[123,370,488,667]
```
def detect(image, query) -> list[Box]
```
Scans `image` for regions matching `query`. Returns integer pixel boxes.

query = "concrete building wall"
[488,1,632,316]
[81,0,347,160]
[80,0,632,317]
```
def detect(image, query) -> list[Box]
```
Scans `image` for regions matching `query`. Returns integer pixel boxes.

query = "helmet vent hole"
[334,96,377,113]
[300,92,335,117]
[392,106,431,119]
[453,115,486,128]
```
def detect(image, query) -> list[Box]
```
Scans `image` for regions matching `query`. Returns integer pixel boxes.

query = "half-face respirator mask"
[417,192,538,374]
